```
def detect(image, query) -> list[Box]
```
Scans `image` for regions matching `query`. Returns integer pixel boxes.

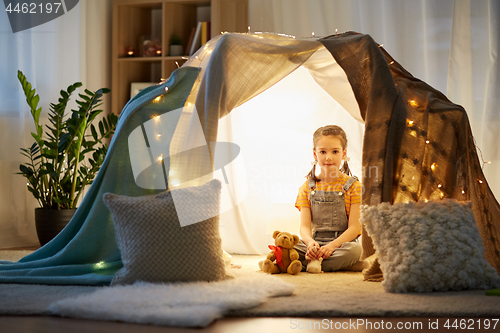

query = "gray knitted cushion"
[103,179,230,285]
[360,199,500,293]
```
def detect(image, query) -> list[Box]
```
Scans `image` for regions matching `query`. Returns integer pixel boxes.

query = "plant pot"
[35,208,76,246]
[170,44,183,56]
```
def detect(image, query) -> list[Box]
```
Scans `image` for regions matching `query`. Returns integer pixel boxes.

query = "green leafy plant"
[169,34,182,46]
[17,70,118,209]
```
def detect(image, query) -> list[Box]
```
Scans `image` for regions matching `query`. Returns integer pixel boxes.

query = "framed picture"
[130,82,158,99]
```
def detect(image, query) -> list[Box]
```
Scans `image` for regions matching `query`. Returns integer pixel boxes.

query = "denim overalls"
[309,176,358,245]
[294,176,362,271]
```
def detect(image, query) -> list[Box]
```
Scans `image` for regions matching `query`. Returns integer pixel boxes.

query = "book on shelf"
[185,27,195,55]
[201,22,207,46]
[188,21,211,56]
[189,22,203,56]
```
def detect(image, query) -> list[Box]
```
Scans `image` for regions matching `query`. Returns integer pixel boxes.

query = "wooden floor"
[1,316,494,332]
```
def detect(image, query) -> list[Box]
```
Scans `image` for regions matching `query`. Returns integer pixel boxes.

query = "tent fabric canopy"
[0,32,498,285]
[321,32,500,277]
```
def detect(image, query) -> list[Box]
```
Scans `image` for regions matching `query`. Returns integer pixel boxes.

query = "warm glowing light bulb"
[407,119,414,126]
[437,184,442,188]
[409,100,418,107]
[95,261,106,269]
[479,179,483,184]
[157,134,161,137]
[431,163,437,171]
[389,61,395,65]
[462,190,465,194]
[426,140,430,144]
[157,155,163,162]
[154,96,161,102]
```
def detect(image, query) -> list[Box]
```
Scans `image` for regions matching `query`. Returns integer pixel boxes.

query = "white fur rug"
[47,270,294,327]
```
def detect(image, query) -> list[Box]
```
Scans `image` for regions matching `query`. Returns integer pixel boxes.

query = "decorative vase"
[170,44,183,56]
[35,208,76,246]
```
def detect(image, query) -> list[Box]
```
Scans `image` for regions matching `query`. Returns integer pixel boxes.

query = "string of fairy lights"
[383,43,493,200]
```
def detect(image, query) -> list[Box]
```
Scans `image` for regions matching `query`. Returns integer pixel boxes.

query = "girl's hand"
[318,242,340,259]
[306,241,320,260]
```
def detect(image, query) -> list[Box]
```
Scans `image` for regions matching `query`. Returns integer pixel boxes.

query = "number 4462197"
[444,319,498,330]
[5,2,62,14]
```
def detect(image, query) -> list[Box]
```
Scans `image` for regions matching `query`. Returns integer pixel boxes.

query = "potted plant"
[17,70,118,245]
[169,34,183,56]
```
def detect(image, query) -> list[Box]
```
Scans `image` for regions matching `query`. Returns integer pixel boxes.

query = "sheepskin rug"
[48,270,294,327]
[360,199,500,293]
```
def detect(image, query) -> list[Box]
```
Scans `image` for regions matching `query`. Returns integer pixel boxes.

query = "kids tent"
[0,31,499,285]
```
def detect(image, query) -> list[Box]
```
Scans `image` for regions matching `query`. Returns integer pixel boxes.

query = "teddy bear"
[259,230,302,275]
[305,246,323,273]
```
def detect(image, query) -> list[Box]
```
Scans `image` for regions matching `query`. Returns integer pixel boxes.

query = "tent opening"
[216,49,364,254]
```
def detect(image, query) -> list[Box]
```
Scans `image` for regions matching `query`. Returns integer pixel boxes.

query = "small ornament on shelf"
[140,35,161,57]
[126,47,136,57]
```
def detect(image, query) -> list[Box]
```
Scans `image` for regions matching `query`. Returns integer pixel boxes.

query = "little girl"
[294,125,362,272]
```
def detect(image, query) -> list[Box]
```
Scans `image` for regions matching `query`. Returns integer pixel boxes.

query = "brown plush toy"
[259,230,302,275]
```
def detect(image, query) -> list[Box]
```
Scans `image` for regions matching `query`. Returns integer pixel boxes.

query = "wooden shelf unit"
[111,0,248,115]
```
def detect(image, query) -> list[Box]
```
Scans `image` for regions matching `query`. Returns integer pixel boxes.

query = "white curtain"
[0,0,112,249]
[216,0,500,254]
